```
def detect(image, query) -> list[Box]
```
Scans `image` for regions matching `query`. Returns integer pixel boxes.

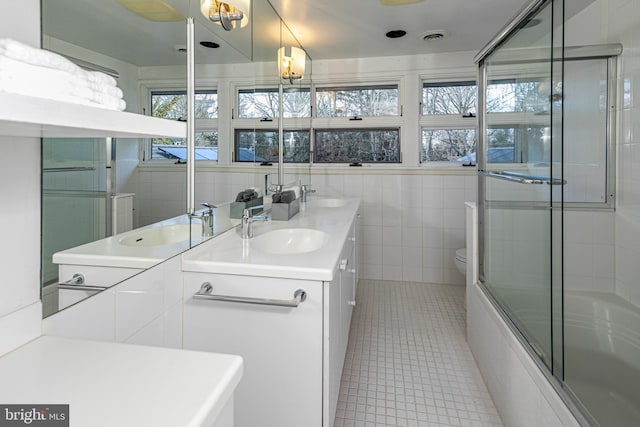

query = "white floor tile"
[334,280,503,427]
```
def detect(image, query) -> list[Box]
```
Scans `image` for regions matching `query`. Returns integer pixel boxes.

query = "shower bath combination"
[474,0,637,426]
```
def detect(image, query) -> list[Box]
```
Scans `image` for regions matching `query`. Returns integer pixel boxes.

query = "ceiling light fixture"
[386,30,407,39]
[200,0,249,31]
[200,41,221,49]
[116,0,183,22]
[278,46,306,84]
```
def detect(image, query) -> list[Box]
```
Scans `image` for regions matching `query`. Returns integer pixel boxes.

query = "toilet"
[455,247,467,277]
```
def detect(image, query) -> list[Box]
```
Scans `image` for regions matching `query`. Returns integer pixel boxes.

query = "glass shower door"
[478,0,563,371]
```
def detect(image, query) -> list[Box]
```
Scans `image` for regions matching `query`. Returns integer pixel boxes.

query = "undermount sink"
[251,228,329,255]
[119,223,200,247]
[308,198,348,208]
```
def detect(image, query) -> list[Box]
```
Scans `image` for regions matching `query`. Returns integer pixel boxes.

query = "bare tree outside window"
[238,88,311,118]
[486,79,549,113]
[235,129,310,163]
[422,129,476,162]
[316,85,399,117]
[315,129,400,163]
[150,90,218,160]
[422,82,477,115]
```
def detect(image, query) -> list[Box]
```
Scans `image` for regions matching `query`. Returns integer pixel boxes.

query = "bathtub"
[493,287,640,426]
[563,291,640,427]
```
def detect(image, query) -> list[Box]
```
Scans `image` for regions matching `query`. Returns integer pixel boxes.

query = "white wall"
[137,51,479,285]
[566,0,640,307]
[0,0,43,356]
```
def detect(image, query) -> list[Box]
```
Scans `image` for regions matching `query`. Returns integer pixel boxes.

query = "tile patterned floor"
[334,280,503,427]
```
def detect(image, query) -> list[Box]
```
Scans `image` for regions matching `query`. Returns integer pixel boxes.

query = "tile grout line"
[333,279,503,427]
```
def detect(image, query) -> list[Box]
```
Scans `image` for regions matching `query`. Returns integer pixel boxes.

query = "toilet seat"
[455,248,467,263]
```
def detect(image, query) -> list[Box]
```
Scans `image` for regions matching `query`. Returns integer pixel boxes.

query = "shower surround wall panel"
[609,0,640,309]
[137,168,476,286]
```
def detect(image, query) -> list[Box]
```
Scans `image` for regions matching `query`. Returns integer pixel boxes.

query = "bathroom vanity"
[181,197,360,427]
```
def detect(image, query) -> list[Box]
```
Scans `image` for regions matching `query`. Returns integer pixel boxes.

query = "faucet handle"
[201,202,217,212]
[242,205,263,220]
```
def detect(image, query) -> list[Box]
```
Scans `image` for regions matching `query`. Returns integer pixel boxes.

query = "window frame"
[419,79,478,165]
[231,83,311,165]
[311,80,404,165]
[143,85,219,163]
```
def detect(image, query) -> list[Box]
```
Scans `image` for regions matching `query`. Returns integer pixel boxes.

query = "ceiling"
[267,0,533,60]
[43,0,536,66]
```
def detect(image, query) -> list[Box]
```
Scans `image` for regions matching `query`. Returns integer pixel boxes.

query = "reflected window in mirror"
[234,129,310,163]
[237,87,311,119]
[149,89,218,161]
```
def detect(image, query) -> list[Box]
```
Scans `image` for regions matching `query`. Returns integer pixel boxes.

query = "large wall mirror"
[41,0,310,318]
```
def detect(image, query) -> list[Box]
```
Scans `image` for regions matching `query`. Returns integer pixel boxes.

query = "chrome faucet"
[192,202,216,238]
[300,185,316,203]
[241,205,269,239]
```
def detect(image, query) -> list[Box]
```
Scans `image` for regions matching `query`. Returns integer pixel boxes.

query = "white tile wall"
[564,211,616,293]
[467,283,580,427]
[612,0,640,308]
[141,169,476,286]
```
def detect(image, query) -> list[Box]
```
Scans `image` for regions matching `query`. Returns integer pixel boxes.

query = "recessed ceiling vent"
[421,30,447,41]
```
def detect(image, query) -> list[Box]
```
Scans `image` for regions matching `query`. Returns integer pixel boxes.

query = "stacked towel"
[0,39,126,111]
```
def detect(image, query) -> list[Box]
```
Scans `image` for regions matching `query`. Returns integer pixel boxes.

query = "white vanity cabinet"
[325,220,357,425]
[181,202,360,427]
[183,274,324,427]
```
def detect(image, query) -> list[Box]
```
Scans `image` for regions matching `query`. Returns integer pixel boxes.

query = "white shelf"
[0,92,186,138]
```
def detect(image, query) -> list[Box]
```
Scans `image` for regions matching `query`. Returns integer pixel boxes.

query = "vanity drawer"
[183,272,324,427]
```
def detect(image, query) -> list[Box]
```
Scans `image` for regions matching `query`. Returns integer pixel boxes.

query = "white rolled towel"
[0,56,126,111]
[0,38,117,87]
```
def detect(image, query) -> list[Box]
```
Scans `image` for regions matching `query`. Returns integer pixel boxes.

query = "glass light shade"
[200,0,249,29]
[278,46,305,81]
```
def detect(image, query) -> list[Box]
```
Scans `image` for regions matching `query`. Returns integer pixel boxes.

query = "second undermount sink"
[119,223,200,247]
[308,198,348,208]
[251,228,329,255]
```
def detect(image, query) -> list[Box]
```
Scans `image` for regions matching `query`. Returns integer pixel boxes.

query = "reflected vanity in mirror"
[41,0,312,318]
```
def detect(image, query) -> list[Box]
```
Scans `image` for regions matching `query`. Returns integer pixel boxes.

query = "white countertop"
[53,215,201,269]
[0,336,242,427]
[181,197,361,281]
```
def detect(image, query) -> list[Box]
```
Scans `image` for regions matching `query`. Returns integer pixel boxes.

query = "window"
[315,129,400,163]
[234,129,310,163]
[232,83,402,165]
[486,79,549,113]
[420,81,477,163]
[422,129,476,162]
[233,87,311,164]
[422,81,476,115]
[312,84,401,163]
[237,88,311,118]
[316,85,399,117]
[149,90,218,160]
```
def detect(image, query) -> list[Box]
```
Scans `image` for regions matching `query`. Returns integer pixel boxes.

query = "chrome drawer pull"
[57,274,108,292]
[194,282,307,308]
